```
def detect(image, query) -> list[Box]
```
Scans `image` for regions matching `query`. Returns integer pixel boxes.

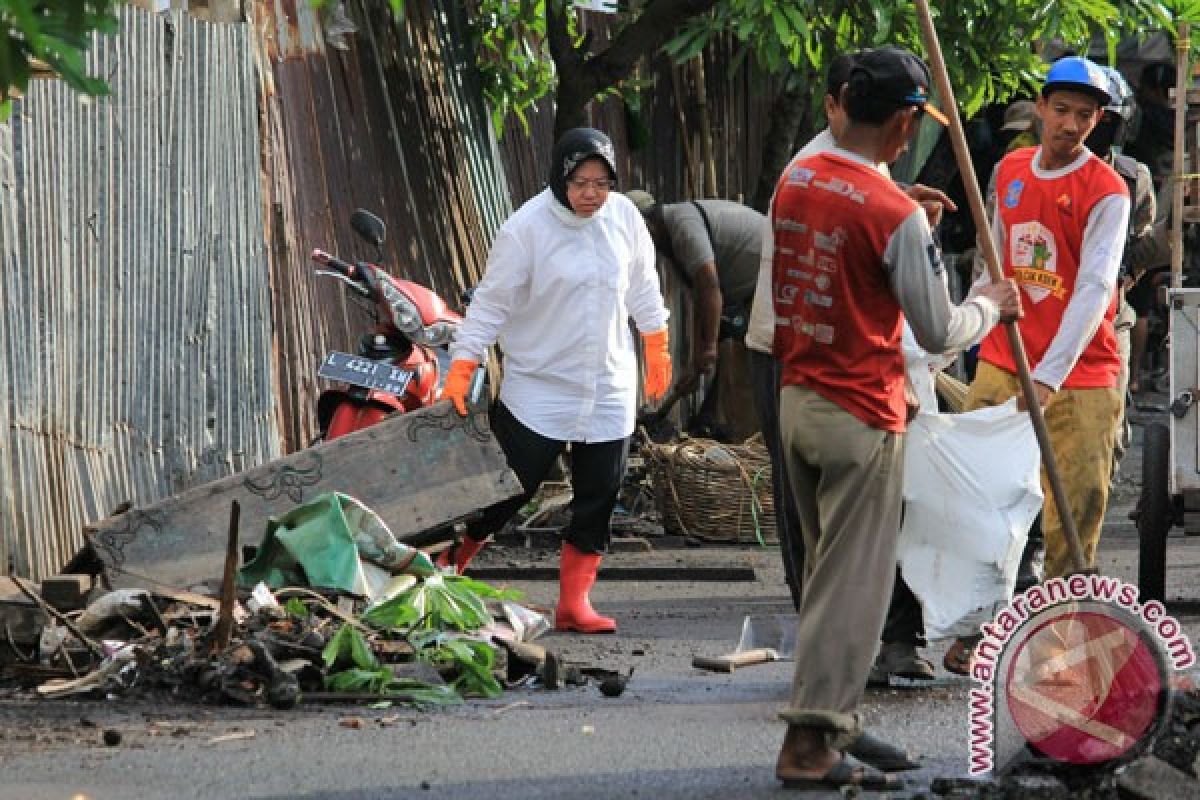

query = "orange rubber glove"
[440,358,480,416]
[641,328,672,403]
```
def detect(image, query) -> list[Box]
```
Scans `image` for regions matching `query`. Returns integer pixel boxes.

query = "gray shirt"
[661,199,765,307]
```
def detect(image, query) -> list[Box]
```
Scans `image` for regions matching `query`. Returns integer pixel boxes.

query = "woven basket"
[644,435,777,544]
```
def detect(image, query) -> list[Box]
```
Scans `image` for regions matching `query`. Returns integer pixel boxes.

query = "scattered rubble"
[930,687,1200,799]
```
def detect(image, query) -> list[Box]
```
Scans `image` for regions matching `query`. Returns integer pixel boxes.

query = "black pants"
[749,349,805,610]
[881,568,925,646]
[466,401,629,554]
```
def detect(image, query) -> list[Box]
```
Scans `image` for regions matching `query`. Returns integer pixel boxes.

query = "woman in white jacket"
[440,128,673,633]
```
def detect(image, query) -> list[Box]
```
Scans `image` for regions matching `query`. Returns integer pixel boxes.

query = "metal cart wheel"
[1137,422,1172,603]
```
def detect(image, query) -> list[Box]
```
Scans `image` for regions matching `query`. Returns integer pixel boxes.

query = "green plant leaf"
[322,624,379,671]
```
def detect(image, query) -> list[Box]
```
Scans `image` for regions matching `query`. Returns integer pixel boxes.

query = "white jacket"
[452,189,669,442]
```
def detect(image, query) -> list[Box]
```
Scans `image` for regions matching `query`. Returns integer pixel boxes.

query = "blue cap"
[1042,57,1111,106]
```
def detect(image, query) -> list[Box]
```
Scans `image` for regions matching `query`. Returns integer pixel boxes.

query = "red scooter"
[312,210,463,441]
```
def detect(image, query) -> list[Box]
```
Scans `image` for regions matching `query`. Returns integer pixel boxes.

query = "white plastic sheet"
[897,399,1043,640]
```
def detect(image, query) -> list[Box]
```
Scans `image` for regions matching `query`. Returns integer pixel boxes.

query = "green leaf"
[284,597,309,618]
[322,624,379,671]
[418,638,503,698]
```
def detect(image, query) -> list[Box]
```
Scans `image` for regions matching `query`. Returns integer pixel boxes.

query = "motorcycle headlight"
[420,321,457,347]
[380,277,422,334]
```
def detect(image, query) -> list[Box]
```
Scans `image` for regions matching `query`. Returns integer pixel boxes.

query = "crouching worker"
[770,47,1021,790]
[438,127,672,634]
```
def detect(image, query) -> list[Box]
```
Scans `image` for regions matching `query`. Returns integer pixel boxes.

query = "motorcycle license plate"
[318,352,414,396]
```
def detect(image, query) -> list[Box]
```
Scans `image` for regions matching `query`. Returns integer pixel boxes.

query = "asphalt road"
[3,409,1199,800]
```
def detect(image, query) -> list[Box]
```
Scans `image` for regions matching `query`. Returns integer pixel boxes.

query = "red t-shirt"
[772,152,920,432]
[977,148,1127,388]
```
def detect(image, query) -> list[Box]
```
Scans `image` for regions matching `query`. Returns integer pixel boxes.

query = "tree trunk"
[750,72,815,213]
[547,0,718,141]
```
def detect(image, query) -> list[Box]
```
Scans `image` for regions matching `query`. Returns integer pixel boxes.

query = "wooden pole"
[912,0,1088,573]
[1172,23,1190,290]
[692,57,719,197]
[670,65,698,198]
[212,501,241,653]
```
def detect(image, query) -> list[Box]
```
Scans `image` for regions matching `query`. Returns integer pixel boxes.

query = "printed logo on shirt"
[776,284,799,306]
[814,176,869,204]
[1057,193,1073,216]
[777,219,809,233]
[1004,179,1024,209]
[814,273,831,291]
[927,243,945,276]
[796,249,816,266]
[814,227,847,254]
[817,255,838,274]
[786,167,816,187]
[804,290,834,308]
[786,269,814,282]
[1010,221,1065,303]
[790,316,836,345]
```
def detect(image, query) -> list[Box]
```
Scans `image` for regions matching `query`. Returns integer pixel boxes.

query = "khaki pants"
[779,386,903,736]
[966,362,1122,578]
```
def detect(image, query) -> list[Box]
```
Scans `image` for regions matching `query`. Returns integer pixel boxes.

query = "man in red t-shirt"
[770,47,1019,790]
[969,57,1129,580]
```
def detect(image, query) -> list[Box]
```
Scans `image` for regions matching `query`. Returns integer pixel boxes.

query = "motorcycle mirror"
[350,209,387,249]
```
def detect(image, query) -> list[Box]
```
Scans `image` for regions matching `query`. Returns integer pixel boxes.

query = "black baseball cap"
[850,46,948,126]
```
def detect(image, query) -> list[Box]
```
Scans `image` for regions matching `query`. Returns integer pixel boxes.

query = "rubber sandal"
[847,731,919,772]
[943,636,979,677]
[780,752,902,791]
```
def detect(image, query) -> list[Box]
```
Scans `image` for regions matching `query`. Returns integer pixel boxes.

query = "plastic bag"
[897,399,1043,640]
[239,493,434,599]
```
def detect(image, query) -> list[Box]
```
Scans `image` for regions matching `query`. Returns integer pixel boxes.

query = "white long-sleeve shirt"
[971,147,1130,390]
[452,189,669,442]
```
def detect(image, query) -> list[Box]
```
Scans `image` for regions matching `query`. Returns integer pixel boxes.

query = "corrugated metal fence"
[0,2,778,579]
[255,0,511,453]
[0,9,277,578]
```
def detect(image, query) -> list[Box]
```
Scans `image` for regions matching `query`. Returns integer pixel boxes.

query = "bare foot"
[775,725,841,782]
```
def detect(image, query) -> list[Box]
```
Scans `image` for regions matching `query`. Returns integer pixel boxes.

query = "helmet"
[1085,66,1137,156]
[1042,56,1111,106]
[1101,67,1134,121]
[549,127,618,212]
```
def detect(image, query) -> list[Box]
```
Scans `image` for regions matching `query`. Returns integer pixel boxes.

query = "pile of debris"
[0,568,574,710]
[0,490,625,710]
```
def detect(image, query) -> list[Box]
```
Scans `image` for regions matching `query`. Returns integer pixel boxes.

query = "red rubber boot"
[435,536,487,575]
[555,542,616,633]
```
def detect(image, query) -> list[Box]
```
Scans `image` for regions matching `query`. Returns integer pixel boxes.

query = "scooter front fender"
[317,389,406,441]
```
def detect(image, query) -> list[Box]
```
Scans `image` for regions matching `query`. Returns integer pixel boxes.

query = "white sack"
[897,399,1043,640]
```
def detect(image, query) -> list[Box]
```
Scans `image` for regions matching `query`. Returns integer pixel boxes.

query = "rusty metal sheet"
[0,7,275,580]
[86,402,521,591]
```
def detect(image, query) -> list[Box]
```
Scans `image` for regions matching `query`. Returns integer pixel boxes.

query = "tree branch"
[587,0,718,87]
[551,0,718,136]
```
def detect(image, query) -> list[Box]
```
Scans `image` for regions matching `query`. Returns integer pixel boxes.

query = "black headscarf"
[549,127,618,211]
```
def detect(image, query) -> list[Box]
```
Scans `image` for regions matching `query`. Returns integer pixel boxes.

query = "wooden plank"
[86,402,521,591]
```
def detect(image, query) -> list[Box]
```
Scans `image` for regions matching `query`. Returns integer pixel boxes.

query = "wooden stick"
[1172,23,1190,290]
[913,0,1088,573]
[211,501,241,653]
[11,576,105,660]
